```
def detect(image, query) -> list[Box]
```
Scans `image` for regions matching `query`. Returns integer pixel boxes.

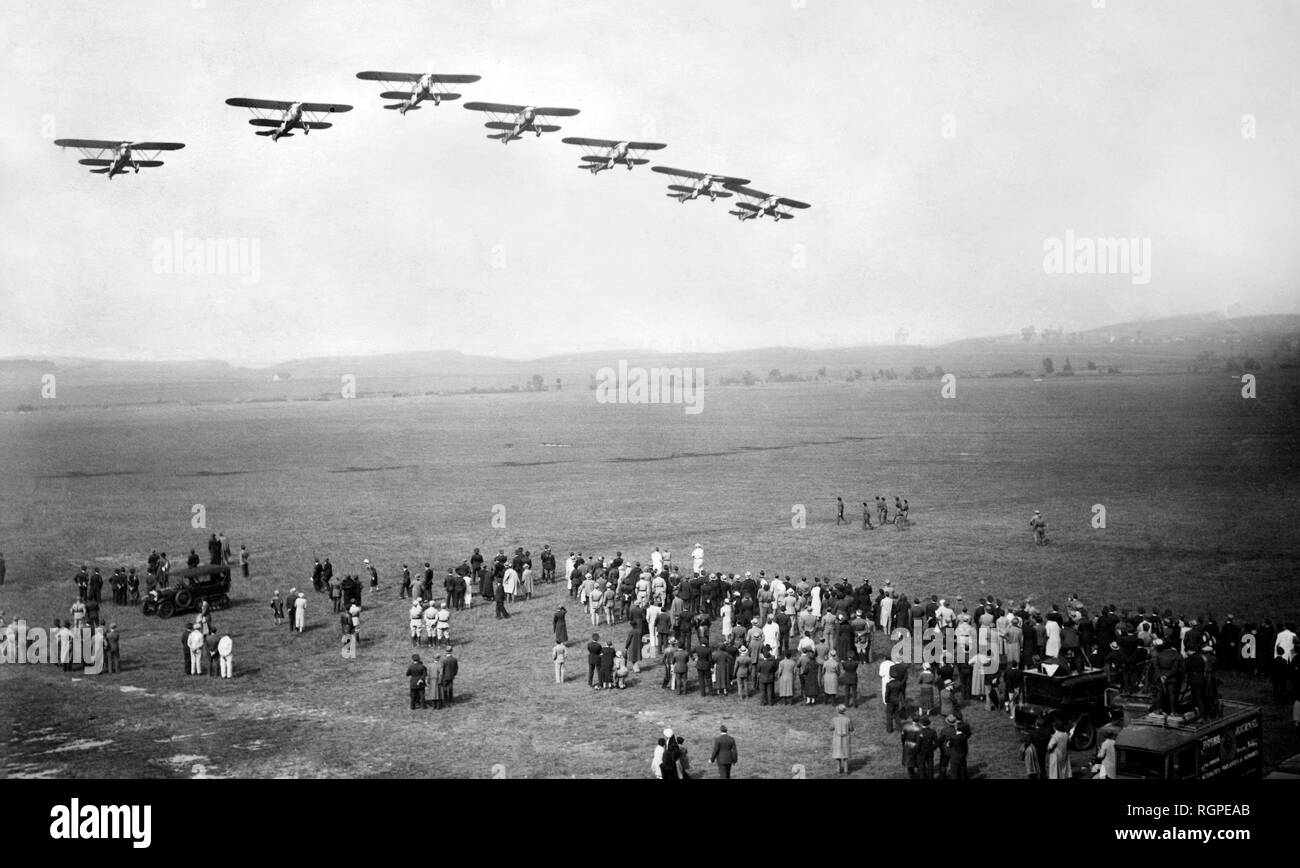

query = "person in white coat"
[691,544,704,575]
[651,547,663,574]
[762,616,781,657]
[293,593,307,633]
[878,593,894,632]
[187,628,205,674]
[879,658,894,705]
[218,634,233,678]
[503,567,520,602]
[1045,617,1062,658]
[1277,624,1296,662]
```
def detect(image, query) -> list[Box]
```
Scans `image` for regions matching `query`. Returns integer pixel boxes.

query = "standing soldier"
[1029,510,1048,545]
[862,502,874,530]
[270,590,285,626]
[836,497,846,525]
[238,545,250,578]
[364,559,379,594]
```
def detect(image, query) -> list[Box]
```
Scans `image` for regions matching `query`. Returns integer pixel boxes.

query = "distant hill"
[1,312,1296,406]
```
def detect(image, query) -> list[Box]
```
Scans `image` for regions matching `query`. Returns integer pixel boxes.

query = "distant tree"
[769,368,782,382]
[817,366,827,379]
[1022,325,1036,343]
[528,374,545,391]
[1042,356,1055,375]
[933,365,945,379]
[555,378,562,391]
[1086,360,1097,371]
[741,370,756,386]
[1062,357,1073,373]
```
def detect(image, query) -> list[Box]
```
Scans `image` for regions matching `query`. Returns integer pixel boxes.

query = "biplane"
[723,184,812,221]
[462,102,579,144]
[225,98,353,142]
[355,70,481,116]
[52,139,185,180]
[560,137,667,174]
[650,166,750,203]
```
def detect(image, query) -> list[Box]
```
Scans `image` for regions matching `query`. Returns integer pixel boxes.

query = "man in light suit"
[710,724,738,779]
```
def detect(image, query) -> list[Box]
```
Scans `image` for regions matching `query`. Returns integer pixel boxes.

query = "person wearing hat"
[830,704,854,775]
[105,623,121,674]
[1046,718,1069,779]
[439,647,458,705]
[1029,509,1047,545]
[406,654,427,709]
[710,724,738,779]
[217,633,234,678]
[293,591,307,633]
[586,633,604,688]
[1151,637,1183,714]
[660,729,683,779]
[916,714,938,779]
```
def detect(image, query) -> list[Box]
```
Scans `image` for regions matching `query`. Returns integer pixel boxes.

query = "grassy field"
[1,372,1298,778]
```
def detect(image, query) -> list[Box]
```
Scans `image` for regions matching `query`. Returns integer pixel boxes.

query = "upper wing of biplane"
[357,71,481,84]
[225,98,351,113]
[463,101,528,114]
[725,185,771,200]
[777,197,811,209]
[226,98,295,111]
[561,137,666,150]
[298,102,352,114]
[652,166,750,185]
[532,107,580,117]
[54,138,123,150]
[128,142,186,152]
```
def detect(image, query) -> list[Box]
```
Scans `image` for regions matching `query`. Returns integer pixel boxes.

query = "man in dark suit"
[440,648,458,704]
[203,631,220,677]
[756,652,778,706]
[710,725,738,779]
[406,654,427,709]
[587,634,603,687]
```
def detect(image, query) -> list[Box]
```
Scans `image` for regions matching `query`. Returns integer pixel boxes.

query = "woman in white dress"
[1045,617,1062,658]
[720,600,733,639]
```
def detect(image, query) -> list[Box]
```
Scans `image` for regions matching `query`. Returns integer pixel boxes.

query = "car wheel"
[1070,717,1096,752]
[158,600,176,619]
[174,589,193,609]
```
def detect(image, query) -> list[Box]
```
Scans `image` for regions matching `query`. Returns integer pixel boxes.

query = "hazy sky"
[2,0,1297,364]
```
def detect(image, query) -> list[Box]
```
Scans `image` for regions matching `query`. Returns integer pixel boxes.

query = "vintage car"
[1013,666,1123,751]
[142,564,232,618]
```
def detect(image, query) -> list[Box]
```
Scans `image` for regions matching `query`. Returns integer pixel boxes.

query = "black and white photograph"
[1,0,1297,840]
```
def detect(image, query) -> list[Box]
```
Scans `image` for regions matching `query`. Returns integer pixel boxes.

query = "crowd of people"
[11,525,1299,779]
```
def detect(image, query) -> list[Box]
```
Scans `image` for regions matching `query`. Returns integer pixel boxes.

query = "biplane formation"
[53,65,810,220]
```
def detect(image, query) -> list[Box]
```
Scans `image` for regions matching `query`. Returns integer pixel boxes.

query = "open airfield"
[1,365,1298,778]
